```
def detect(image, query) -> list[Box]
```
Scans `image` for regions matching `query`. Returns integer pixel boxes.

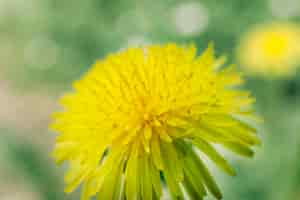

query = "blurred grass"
[0,129,64,200]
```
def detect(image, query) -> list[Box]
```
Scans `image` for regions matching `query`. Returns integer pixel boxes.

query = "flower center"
[262,32,288,59]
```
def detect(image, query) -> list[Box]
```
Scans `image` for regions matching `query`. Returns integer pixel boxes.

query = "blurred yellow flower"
[51,43,260,200]
[238,23,300,77]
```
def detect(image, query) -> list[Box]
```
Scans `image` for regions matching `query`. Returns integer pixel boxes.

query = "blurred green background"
[1,0,300,199]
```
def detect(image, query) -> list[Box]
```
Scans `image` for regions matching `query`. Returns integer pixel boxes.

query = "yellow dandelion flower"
[51,43,261,200]
[238,23,300,77]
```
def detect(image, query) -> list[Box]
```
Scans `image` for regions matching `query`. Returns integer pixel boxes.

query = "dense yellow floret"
[51,43,260,200]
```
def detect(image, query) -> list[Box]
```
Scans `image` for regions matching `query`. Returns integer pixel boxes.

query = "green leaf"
[189,150,223,199]
[183,163,207,199]
[161,142,184,200]
[183,175,204,200]
[222,141,254,157]
[192,138,236,176]
[176,140,222,200]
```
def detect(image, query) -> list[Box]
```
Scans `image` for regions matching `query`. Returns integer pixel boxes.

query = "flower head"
[237,23,300,77]
[51,43,260,200]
